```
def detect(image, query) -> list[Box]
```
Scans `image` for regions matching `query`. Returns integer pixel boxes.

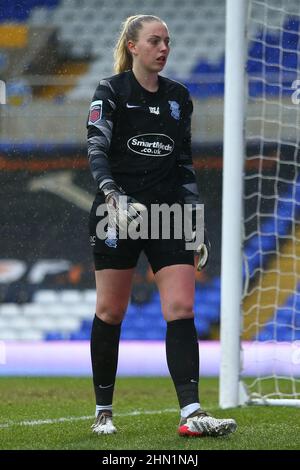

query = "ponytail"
[114,15,164,74]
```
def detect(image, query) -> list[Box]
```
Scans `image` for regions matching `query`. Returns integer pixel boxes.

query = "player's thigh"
[154,264,195,322]
[95,268,135,323]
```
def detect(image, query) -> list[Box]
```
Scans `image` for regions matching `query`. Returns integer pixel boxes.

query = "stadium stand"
[244,175,300,281]
[0,155,298,342]
[1,0,300,100]
[0,284,221,341]
[0,0,59,22]
[1,0,300,343]
[257,282,300,341]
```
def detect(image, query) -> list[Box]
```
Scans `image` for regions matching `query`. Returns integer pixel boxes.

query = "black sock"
[166,318,200,409]
[90,315,121,406]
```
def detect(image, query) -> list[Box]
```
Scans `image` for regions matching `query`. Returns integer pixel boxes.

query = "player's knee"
[164,300,194,321]
[96,303,126,325]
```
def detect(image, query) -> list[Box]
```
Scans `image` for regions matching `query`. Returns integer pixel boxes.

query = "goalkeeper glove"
[196,227,210,271]
[186,203,211,271]
[101,182,147,233]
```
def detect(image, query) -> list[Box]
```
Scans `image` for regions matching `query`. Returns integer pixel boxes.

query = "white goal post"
[220,0,300,408]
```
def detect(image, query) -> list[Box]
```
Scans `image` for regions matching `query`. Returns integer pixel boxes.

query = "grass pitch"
[0,376,299,450]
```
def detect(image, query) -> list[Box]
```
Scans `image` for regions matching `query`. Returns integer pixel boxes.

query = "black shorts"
[89,194,194,274]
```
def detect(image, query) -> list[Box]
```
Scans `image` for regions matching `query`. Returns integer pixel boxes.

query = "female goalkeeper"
[87,14,236,438]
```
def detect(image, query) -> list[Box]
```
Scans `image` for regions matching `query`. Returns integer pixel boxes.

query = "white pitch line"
[0,408,178,430]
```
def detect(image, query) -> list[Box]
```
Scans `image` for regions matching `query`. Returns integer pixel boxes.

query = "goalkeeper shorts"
[89,195,194,274]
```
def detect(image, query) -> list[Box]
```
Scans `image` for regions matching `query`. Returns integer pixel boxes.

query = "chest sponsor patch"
[127,133,174,156]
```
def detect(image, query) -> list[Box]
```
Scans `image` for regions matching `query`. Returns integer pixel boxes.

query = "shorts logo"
[127,133,174,157]
[168,101,180,120]
[89,100,103,123]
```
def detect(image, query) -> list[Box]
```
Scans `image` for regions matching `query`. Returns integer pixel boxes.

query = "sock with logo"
[166,318,200,408]
[91,315,121,406]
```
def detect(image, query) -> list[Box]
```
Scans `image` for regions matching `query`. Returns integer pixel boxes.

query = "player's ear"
[127,40,137,56]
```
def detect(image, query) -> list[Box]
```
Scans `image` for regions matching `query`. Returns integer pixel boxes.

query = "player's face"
[129,21,170,72]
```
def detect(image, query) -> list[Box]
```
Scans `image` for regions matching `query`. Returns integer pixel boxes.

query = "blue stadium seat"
[260,234,277,251]
[265,83,281,96]
[284,17,300,32]
[249,39,263,61]
[247,60,263,74]
[286,294,300,307]
[276,307,294,323]
[70,331,89,340]
[198,303,220,323]
[121,323,166,340]
[81,319,92,331]
[258,284,300,342]
[121,329,142,340]
[282,51,298,68]
[126,303,142,316]
[198,288,220,305]
[265,47,280,65]
[277,199,295,219]
[211,278,221,290]
[143,328,165,340]
[0,0,60,22]
[276,328,295,342]
[248,80,263,97]
[265,33,280,47]
[245,251,261,278]
[256,321,275,341]
[192,61,213,74]
[284,32,300,48]
[194,317,210,337]
[141,303,162,316]
[256,329,275,341]
[45,331,65,340]
[296,179,300,194]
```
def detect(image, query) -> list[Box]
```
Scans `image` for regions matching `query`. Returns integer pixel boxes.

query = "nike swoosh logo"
[98,384,114,389]
[126,104,140,108]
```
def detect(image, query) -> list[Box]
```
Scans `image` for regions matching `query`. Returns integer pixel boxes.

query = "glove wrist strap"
[101,181,122,199]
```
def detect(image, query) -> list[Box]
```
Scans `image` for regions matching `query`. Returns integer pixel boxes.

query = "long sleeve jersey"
[87,70,199,205]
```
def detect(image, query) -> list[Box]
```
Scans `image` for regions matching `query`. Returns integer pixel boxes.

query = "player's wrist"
[100,181,123,200]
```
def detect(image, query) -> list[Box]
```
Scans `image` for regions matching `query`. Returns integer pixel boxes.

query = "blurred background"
[0,0,299,351]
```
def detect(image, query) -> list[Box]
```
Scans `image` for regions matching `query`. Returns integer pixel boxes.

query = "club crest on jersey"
[89,100,103,123]
[149,106,160,115]
[168,101,180,120]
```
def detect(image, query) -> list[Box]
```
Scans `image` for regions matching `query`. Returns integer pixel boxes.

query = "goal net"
[242,0,300,405]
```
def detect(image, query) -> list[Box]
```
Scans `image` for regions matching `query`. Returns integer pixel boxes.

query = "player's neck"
[132,66,159,93]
